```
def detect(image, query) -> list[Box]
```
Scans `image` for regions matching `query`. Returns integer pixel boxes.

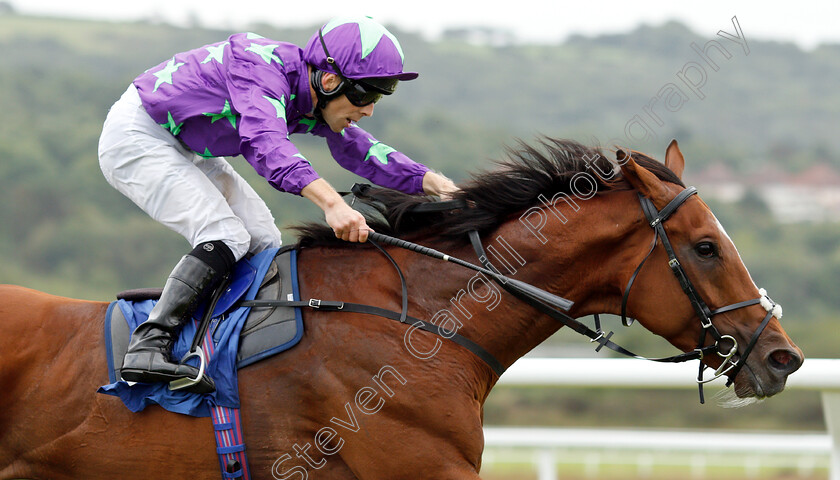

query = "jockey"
[98,16,456,393]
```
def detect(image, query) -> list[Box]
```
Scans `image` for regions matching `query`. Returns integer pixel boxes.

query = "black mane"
[294,138,684,247]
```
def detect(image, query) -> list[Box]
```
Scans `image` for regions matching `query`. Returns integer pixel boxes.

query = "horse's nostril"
[769,349,801,374]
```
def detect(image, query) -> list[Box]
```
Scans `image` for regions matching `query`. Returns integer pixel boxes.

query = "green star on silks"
[153,58,185,92]
[245,43,282,65]
[364,139,396,165]
[298,117,316,133]
[197,147,214,158]
[322,16,405,61]
[201,42,228,64]
[203,99,238,128]
[262,95,287,121]
[160,111,183,136]
[292,153,310,165]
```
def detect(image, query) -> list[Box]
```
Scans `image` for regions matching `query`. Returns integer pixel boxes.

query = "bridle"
[362,184,783,403]
[619,186,781,400]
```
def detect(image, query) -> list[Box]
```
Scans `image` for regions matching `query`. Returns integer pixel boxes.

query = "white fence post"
[536,449,556,480]
[824,391,840,480]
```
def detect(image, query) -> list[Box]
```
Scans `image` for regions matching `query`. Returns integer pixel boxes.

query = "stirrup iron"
[169,346,208,391]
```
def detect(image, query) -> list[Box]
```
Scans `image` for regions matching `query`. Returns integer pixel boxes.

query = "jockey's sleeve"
[311,123,430,195]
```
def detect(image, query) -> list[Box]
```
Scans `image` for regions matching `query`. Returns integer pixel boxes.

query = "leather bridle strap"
[619,234,656,327]
[641,188,717,331]
[620,187,702,326]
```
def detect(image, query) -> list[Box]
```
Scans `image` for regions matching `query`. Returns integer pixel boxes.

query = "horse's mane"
[294,137,684,247]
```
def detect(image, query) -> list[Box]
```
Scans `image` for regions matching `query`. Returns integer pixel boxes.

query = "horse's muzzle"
[741,346,803,398]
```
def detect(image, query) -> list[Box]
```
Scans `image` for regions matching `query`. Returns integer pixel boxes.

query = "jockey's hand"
[325,202,371,243]
[301,178,372,243]
[422,171,458,200]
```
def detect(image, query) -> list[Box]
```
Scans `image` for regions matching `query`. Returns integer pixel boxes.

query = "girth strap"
[241,298,506,376]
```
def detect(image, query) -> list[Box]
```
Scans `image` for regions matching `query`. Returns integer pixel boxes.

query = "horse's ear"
[618,150,669,202]
[664,139,685,179]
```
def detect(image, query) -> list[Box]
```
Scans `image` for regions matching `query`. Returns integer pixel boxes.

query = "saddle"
[99,246,303,416]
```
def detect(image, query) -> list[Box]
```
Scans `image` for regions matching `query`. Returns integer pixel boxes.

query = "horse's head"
[617,140,802,401]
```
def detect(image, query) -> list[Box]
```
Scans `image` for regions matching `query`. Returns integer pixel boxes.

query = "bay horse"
[0,139,801,479]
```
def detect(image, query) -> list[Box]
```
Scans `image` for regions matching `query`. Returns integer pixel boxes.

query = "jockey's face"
[318,72,375,133]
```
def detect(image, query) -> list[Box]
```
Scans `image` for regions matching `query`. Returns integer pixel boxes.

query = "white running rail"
[482,357,840,479]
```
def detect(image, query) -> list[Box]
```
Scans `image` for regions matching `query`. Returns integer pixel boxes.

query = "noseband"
[622,186,782,398]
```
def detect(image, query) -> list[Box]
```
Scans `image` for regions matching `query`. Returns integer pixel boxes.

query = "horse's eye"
[695,241,718,258]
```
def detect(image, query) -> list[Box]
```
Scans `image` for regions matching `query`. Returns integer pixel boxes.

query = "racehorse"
[0,139,802,479]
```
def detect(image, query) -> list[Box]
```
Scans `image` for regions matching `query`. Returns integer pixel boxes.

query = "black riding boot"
[120,241,235,394]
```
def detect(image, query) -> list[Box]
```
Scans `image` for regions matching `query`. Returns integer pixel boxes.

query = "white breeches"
[98,85,282,261]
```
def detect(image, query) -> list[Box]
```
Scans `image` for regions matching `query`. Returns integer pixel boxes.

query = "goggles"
[343,81,385,107]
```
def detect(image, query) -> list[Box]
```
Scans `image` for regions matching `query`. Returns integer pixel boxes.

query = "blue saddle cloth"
[97,247,287,417]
